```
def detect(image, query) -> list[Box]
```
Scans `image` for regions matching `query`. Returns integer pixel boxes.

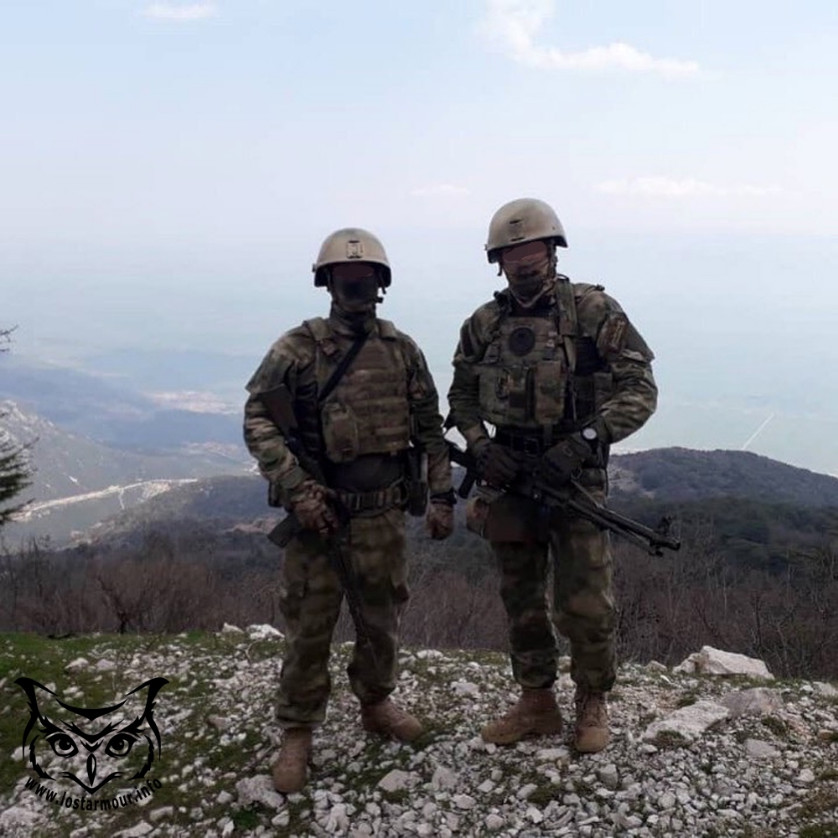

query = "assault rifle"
[447,440,681,556]
[261,385,379,665]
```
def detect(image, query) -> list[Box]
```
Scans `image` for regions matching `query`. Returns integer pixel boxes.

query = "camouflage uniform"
[449,261,657,698]
[245,299,452,729]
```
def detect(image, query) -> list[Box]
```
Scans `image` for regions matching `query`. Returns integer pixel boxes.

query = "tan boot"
[271,728,312,794]
[574,688,610,754]
[481,688,563,745]
[361,698,423,742]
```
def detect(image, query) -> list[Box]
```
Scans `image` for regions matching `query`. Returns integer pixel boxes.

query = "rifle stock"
[446,439,680,556]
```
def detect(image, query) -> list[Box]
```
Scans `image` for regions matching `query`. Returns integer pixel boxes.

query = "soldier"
[448,198,657,753]
[244,228,455,793]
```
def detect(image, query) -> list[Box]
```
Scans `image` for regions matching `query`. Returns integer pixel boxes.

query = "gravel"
[1,627,837,837]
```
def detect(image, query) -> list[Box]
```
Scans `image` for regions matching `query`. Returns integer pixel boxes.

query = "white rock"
[646,660,668,673]
[220,623,243,634]
[377,769,416,793]
[721,687,783,717]
[271,810,290,828]
[451,680,480,697]
[485,814,505,831]
[247,623,283,640]
[797,769,816,784]
[325,803,350,833]
[517,783,538,800]
[416,649,444,660]
[235,775,286,810]
[95,658,116,671]
[813,681,838,698]
[745,739,780,759]
[0,807,43,837]
[65,657,89,672]
[453,794,476,809]
[431,765,459,791]
[115,823,153,838]
[536,747,569,762]
[642,699,730,743]
[598,764,620,790]
[674,647,774,680]
[527,806,544,823]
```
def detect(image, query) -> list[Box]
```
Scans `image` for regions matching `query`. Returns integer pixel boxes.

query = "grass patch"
[231,806,263,830]
[800,826,838,838]
[651,730,689,749]
[798,788,838,820]
[527,783,560,806]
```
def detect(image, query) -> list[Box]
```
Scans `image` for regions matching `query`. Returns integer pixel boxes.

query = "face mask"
[504,252,552,304]
[329,275,380,313]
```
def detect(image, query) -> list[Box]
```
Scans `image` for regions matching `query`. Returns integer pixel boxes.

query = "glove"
[425,490,455,540]
[289,479,339,538]
[541,434,595,486]
[474,441,519,488]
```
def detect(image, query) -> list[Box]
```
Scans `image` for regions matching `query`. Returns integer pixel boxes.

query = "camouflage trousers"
[275,507,408,728]
[489,483,616,693]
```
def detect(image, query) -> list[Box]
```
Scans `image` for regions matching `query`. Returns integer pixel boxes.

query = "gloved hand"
[425,496,454,540]
[541,434,595,486]
[289,479,339,537]
[474,440,519,488]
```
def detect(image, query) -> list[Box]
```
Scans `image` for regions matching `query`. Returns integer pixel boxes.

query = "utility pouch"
[321,400,359,463]
[405,447,428,516]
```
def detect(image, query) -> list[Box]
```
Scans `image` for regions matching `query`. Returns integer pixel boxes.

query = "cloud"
[142,2,217,21]
[410,184,470,198]
[595,177,782,198]
[479,0,700,78]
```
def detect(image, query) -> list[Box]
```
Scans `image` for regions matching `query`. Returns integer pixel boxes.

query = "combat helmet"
[485,198,568,263]
[312,228,391,287]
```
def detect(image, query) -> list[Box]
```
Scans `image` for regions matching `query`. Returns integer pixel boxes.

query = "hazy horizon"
[3,1,837,476]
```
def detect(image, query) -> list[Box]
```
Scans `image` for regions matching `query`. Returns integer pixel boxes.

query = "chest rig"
[303,317,411,464]
[476,279,583,432]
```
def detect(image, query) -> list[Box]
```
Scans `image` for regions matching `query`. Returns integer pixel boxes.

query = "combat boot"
[271,728,312,794]
[361,698,423,742]
[481,688,563,745]
[574,688,610,753]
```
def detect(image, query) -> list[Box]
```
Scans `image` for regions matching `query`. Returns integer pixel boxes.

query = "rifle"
[447,440,680,557]
[260,385,379,667]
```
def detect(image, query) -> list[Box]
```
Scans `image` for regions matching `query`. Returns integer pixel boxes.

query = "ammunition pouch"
[404,447,429,517]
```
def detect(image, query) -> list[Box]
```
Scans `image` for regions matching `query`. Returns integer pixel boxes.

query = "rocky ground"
[1,629,837,838]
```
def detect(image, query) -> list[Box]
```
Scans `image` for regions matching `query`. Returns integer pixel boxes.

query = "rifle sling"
[317,330,370,406]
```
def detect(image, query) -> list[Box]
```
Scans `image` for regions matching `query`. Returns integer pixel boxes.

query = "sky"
[2,0,838,473]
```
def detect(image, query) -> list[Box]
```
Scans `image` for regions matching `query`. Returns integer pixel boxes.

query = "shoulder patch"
[596,312,629,359]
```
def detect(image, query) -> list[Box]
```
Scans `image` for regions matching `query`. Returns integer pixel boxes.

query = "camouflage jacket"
[244,314,452,504]
[448,278,658,450]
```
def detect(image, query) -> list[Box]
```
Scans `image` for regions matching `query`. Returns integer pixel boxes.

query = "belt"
[335,481,407,513]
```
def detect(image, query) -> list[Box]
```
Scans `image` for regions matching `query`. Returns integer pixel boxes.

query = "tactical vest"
[476,280,612,432]
[303,317,411,464]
